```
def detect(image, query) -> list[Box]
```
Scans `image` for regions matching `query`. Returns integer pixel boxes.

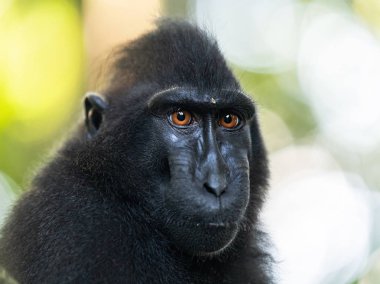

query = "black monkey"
[0,21,272,283]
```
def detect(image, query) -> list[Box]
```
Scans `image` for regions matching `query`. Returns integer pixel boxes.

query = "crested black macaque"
[0,21,273,283]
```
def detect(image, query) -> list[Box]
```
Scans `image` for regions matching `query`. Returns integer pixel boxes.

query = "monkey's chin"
[168,221,239,256]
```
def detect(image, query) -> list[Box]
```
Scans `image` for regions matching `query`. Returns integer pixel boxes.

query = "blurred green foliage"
[234,69,317,139]
[0,0,84,187]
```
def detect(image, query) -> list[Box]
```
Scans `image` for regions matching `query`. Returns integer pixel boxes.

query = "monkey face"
[145,87,256,255]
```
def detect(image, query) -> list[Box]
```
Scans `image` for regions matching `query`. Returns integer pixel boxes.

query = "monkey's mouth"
[206,221,239,228]
[187,213,242,233]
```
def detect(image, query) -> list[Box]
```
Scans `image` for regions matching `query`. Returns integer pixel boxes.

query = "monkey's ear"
[84,92,108,138]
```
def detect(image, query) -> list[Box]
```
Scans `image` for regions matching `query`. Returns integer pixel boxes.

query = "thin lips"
[206,221,238,228]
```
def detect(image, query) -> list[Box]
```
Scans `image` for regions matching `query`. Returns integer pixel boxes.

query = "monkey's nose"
[204,181,227,197]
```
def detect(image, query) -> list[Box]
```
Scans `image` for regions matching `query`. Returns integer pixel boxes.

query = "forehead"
[147,87,256,118]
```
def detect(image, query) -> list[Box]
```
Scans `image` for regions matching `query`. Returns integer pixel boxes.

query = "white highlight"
[298,6,380,153]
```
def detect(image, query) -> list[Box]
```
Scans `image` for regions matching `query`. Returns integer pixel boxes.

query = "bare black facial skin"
[147,87,255,254]
[0,21,272,283]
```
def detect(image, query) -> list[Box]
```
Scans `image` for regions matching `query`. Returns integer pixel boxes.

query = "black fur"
[0,20,272,283]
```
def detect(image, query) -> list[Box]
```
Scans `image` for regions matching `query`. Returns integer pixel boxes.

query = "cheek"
[221,144,250,176]
[221,146,251,203]
[223,165,251,212]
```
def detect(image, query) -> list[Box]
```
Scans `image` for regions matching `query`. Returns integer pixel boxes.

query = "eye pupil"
[224,115,232,124]
[177,112,186,121]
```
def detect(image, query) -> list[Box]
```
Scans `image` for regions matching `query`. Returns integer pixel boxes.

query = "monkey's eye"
[170,110,192,126]
[219,114,240,129]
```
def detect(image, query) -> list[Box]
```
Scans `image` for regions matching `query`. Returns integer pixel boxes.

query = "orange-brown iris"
[219,114,239,129]
[171,110,192,126]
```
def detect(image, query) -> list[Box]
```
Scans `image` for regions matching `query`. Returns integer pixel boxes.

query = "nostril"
[204,182,226,197]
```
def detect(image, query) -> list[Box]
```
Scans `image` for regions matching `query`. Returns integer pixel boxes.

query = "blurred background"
[0,0,380,283]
